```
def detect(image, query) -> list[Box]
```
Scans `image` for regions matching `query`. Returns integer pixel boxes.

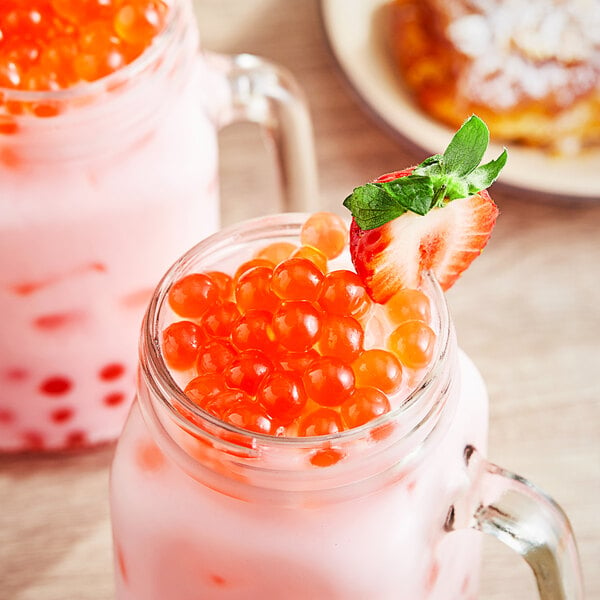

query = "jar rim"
[140,212,452,450]
[0,0,183,103]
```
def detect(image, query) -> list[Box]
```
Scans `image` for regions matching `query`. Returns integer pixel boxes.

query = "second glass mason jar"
[110,214,583,600]
[0,0,316,452]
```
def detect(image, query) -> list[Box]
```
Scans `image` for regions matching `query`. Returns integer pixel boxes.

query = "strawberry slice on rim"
[349,168,499,303]
[343,116,506,303]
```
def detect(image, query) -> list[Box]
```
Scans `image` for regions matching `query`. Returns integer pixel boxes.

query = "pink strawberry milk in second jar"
[0,0,316,452]
[110,213,582,600]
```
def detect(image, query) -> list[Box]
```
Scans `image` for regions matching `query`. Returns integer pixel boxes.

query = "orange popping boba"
[161,212,439,439]
[0,1,169,120]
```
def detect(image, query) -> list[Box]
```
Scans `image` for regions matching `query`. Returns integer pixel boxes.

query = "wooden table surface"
[1,1,599,598]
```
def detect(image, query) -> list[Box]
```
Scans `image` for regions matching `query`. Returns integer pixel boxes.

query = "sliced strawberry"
[349,169,498,303]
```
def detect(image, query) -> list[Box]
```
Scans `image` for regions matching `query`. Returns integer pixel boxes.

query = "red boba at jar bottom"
[0,359,135,453]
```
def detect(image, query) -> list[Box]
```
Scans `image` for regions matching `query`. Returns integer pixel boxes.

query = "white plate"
[320,0,600,201]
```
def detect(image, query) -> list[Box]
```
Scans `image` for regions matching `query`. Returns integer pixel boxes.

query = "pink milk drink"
[110,213,583,600]
[0,0,316,452]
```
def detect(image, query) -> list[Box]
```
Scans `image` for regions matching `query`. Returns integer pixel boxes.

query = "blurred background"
[1,1,599,598]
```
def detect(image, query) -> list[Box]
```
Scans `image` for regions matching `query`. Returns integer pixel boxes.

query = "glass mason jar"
[110,214,583,600]
[0,1,316,452]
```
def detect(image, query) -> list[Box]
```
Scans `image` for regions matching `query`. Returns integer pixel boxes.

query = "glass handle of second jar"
[448,445,584,600]
[206,51,319,214]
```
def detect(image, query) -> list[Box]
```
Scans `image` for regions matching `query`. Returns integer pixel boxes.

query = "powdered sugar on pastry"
[391,0,600,152]
[445,0,600,109]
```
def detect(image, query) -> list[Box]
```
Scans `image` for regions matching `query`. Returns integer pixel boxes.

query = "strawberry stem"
[431,184,447,208]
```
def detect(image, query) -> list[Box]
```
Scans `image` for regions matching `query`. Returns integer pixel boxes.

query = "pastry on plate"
[391,0,600,154]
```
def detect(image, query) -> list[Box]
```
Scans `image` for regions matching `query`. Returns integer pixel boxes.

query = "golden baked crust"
[391,0,600,153]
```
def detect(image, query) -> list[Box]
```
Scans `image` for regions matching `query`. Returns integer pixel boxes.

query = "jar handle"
[204,51,319,214]
[448,445,584,599]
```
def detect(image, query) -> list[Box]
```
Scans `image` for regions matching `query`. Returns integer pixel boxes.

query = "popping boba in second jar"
[0,0,315,451]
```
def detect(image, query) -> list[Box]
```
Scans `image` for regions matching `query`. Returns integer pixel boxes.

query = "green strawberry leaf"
[379,175,434,215]
[443,115,489,176]
[343,115,507,229]
[342,183,407,230]
[343,176,434,229]
[414,154,444,177]
[466,148,508,193]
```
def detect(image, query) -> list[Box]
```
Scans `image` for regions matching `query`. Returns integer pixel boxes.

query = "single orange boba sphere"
[168,273,220,319]
[184,373,229,408]
[230,309,277,355]
[234,266,279,313]
[272,301,322,352]
[318,270,371,318]
[222,400,275,435]
[387,320,436,369]
[233,259,274,282]
[318,313,364,363]
[297,408,344,437]
[205,271,234,300]
[254,241,297,265]
[223,350,273,396]
[303,356,355,407]
[202,301,240,339]
[289,245,328,273]
[161,320,204,370]
[352,349,403,394]
[341,387,391,429]
[300,212,347,259]
[196,340,236,375]
[114,1,168,47]
[271,258,324,302]
[257,370,307,426]
[385,288,432,326]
